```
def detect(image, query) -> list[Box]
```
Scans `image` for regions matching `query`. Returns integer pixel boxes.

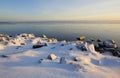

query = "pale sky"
[0,0,120,21]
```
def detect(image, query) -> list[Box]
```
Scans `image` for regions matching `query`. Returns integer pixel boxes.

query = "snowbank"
[0,33,120,78]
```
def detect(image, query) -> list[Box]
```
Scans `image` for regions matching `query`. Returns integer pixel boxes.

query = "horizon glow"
[0,0,120,21]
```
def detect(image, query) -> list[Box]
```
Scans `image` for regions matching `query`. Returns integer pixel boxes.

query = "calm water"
[0,21,120,45]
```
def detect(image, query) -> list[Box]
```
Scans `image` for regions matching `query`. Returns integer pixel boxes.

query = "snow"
[0,44,4,50]
[0,33,120,78]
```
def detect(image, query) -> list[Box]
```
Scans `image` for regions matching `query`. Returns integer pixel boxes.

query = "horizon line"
[0,19,120,22]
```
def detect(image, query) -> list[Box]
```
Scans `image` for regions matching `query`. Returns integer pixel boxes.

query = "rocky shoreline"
[0,33,120,58]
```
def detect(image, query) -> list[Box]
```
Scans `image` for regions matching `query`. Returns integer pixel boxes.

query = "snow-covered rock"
[48,54,57,60]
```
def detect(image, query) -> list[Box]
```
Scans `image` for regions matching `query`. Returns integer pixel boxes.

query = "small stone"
[76,36,86,41]
[69,48,73,50]
[48,54,57,60]
[61,44,64,46]
[39,59,43,63]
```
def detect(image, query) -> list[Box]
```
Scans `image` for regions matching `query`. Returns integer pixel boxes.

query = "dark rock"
[32,43,47,49]
[61,44,64,46]
[74,57,78,61]
[81,46,87,51]
[112,49,120,57]
[69,48,73,50]
[38,59,43,63]
[103,40,118,48]
[9,35,12,37]
[86,40,93,44]
[97,39,102,42]
[33,44,44,49]
[77,44,87,51]
[1,55,8,58]
[44,43,47,46]
[16,46,21,49]
[60,57,67,64]
[21,43,25,45]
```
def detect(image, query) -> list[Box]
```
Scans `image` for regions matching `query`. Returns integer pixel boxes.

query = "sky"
[0,0,120,21]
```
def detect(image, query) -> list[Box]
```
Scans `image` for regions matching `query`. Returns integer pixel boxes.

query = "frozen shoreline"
[0,33,120,78]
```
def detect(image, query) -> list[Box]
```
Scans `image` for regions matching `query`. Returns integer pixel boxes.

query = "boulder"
[48,54,57,60]
[103,40,118,48]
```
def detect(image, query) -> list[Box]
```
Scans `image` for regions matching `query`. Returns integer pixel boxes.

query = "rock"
[69,48,73,50]
[90,38,95,42]
[76,44,87,51]
[21,43,25,45]
[1,55,8,58]
[60,57,67,64]
[103,40,118,48]
[76,36,86,41]
[0,39,4,42]
[47,38,57,43]
[86,39,93,44]
[38,59,43,63]
[111,40,116,44]
[33,44,44,49]
[33,43,47,49]
[43,34,47,38]
[48,54,57,60]
[61,44,64,46]
[74,57,78,61]
[112,49,120,57]
[97,39,102,42]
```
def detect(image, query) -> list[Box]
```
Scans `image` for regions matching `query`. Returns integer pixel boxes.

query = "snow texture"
[0,33,120,78]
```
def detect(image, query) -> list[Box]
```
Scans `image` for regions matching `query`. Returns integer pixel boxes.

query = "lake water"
[0,21,120,45]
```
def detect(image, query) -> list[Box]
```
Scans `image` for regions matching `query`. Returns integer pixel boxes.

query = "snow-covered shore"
[0,33,120,78]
